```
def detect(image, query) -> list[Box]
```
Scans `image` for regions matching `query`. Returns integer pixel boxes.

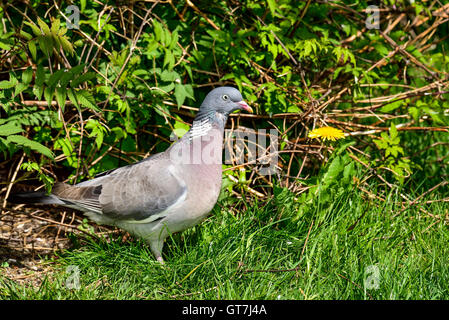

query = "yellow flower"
[308,126,345,141]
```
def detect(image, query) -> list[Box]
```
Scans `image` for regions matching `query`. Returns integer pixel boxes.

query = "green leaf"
[183,84,195,100]
[380,100,403,113]
[173,115,190,138]
[20,30,33,40]
[153,20,163,42]
[54,137,74,158]
[35,65,45,87]
[267,0,277,16]
[0,80,16,89]
[169,30,178,49]
[374,138,388,149]
[174,83,187,107]
[47,69,66,89]
[85,119,106,149]
[59,71,74,87]
[374,43,390,56]
[77,90,98,111]
[22,67,33,85]
[70,72,96,88]
[72,64,86,74]
[21,161,40,172]
[160,70,180,82]
[32,85,44,100]
[408,107,420,123]
[320,156,343,191]
[335,141,356,155]
[28,40,37,60]
[67,88,80,111]
[33,65,45,100]
[158,83,175,94]
[24,21,42,36]
[56,87,67,110]
[59,36,74,55]
[111,127,127,141]
[342,161,356,185]
[37,18,51,35]
[50,18,61,35]
[163,49,175,70]
[14,83,28,98]
[37,35,54,56]
[44,87,54,106]
[6,134,54,159]
[389,123,398,140]
[0,122,23,136]
[163,28,171,47]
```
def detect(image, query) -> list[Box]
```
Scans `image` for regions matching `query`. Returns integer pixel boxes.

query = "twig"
[186,0,220,30]
[395,181,448,216]
[103,5,154,107]
[2,153,25,213]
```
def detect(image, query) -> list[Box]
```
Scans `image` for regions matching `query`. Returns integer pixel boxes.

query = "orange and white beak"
[237,101,253,113]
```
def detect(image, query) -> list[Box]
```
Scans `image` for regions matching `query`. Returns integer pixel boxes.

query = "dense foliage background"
[1,0,448,198]
[0,0,448,299]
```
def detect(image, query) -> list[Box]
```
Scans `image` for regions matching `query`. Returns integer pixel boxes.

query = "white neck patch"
[189,117,212,140]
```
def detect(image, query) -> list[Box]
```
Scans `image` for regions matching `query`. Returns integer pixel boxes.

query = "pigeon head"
[197,87,253,118]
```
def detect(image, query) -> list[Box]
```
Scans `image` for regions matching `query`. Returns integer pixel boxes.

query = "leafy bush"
[0,0,448,206]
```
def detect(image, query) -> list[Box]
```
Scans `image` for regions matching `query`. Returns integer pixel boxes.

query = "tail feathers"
[7,191,65,205]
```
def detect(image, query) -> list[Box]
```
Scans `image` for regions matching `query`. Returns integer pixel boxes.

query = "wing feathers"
[50,159,187,223]
[52,183,103,213]
[99,164,187,221]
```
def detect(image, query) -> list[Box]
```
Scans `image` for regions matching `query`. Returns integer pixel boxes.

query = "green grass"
[1,183,448,300]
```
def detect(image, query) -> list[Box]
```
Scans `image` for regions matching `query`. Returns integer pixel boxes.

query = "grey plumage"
[8,87,252,263]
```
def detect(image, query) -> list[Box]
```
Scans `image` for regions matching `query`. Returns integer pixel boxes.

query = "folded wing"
[53,156,187,223]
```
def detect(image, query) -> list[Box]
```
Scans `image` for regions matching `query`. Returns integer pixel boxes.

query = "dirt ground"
[0,204,113,288]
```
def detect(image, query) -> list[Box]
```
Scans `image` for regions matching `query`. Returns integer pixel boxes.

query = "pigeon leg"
[148,238,165,264]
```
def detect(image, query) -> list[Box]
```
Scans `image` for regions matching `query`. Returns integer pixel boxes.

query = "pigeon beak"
[237,101,253,113]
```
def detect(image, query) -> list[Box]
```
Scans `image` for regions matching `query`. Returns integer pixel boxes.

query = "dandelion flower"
[308,126,345,141]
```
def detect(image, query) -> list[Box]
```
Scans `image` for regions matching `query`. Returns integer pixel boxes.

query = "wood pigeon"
[8,87,253,263]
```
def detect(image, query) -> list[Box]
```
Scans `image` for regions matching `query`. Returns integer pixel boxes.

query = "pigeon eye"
[222,94,229,101]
